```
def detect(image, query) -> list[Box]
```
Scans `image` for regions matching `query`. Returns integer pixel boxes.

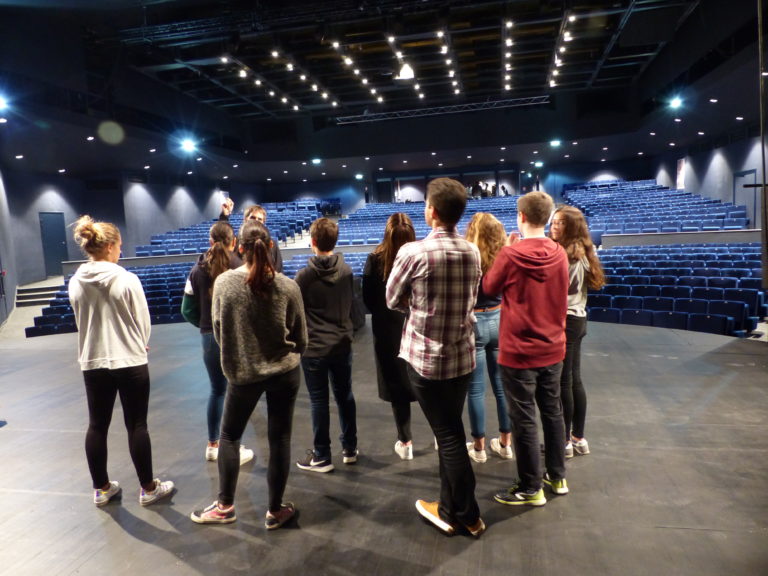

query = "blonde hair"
[465,212,506,274]
[72,215,121,258]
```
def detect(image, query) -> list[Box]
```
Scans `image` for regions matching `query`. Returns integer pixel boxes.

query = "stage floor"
[0,320,766,576]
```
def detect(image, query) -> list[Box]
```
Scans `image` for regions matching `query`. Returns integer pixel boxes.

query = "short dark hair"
[426,177,467,226]
[310,217,338,252]
[517,190,554,227]
[244,205,267,221]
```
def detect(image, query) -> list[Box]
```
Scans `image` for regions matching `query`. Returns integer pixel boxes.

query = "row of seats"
[588,309,744,337]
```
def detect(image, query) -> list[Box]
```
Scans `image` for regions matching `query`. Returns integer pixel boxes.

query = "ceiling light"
[378,167,383,171]
[550,80,556,87]
[564,154,570,158]
[431,151,437,155]
[15,154,23,159]
[504,84,511,91]
[312,158,321,165]
[669,97,682,109]
[355,174,363,180]
[196,157,202,162]
[269,90,275,97]
[466,155,472,159]
[362,78,368,84]
[505,74,511,81]
[187,171,193,175]
[638,152,644,155]
[500,158,505,162]
[533,150,539,154]
[438,162,443,166]
[550,140,561,147]
[332,41,340,49]
[293,105,299,111]
[286,63,294,71]
[506,20,513,28]
[600,159,605,163]
[387,36,395,43]
[238,69,247,78]
[342,164,347,168]
[180,139,197,153]
[454,89,460,94]
[419,93,424,99]
[674,118,681,122]
[437,30,444,38]
[370,88,377,94]
[311,84,318,91]
[300,75,306,81]
[505,51,511,59]
[736,116,744,121]
[332,101,338,107]
[322,92,329,99]
[322,172,326,175]
[271,50,279,58]
[564,32,572,41]
[571,141,577,145]
[559,46,566,53]
[569,15,576,22]
[354,68,360,75]
[86,136,94,141]
[378,96,384,102]
[303,179,307,182]
[283,170,288,174]
[414,83,420,91]
[302,161,307,166]
[448,70,455,77]
[709,98,718,103]
[441,46,448,54]
[281,97,288,103]
[344,57,353,66]
[220,56,228,63]
[223,176,228,179]
[233,164,239,168]
[396,63,415,80]
[446,59,452,65]
[149,148,156,152]
[553,70,559,76]
[698,131,705,135]
[669,142,676,146]
[649,132,656,136]
[144,165,150,169]
[535,161,543,168]
[602,147,608,151]
[403,160,408,163]
[500,146,506,150]
[255,79,262,86]
[506,38,513,47]
[452,80,458,86]
[267,177,272,181]
[365,157,370,160]
[395,51,403,59]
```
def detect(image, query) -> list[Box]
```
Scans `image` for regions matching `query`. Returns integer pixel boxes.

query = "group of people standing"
[67,177,603,538]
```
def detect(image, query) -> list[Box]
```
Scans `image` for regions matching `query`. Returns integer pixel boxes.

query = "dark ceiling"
[0,0,763,184]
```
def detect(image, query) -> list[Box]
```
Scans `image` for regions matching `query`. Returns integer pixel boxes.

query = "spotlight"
[669,97,682,109]
[0,96,7,111]
[180,138,197,153]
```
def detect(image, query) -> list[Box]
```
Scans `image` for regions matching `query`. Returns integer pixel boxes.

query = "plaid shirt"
[386,227,481,380]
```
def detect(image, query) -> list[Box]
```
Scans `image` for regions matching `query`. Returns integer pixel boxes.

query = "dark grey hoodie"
[294,253,354,358]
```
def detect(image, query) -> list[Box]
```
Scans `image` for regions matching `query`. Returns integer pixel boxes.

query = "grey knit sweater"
[212,268,307,384]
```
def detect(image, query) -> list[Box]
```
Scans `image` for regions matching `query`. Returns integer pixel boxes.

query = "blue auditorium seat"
[674,298,709,314]
[603,285,631,297]
[612,296,643,310]
[678,276,707,288]
[623,275,651,286]
[652,311,688,330]
[620,309,654,326]
[687,313,733,336]
[723,288,762,317]
[691,287,725,301]
[642,297,675,312]
[708,300,753,335]
[707,277,739,289]
[587,294,613,308]
[660,286,692,299]
[649,275,678,287]
[631,285,661,298]
[587,308,621,323]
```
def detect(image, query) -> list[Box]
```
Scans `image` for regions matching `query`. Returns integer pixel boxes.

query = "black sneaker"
[296,450,334,473]
[342,448,358,464]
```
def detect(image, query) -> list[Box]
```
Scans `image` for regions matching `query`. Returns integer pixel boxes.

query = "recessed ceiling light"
[431,151,437,155]
[332,41,340,49]
[572,141,578,145]
[649,132,656,136]
[149,148,156,152]
[569,15,576,22]
[564,154,570,158]
[438,162,443,166]
[239,69,247,78]
[187,170,193,175]
[467,155,472,159]
[500,158,505,162]
[271,50,279,58]
[233,164,239,168]
[342,164,347,168]
[302,179,307,182]
[506,20,513,28]
[144,165,150,169]
[500,146,506,150]
[674,118,682,122]
[86,136,94,141]
[403,160,408,164]
[533,150,539,154]
[550,140,561,147]
[196,157,202,162]
[322,172,326,175]
[736,116,744,121]
[220,56,228,63]
[365,157,370,160]
[387,36,395,43]
[378,167,383,171]
[223,175,228,179]
[15,154,23,159]
[58,168,66,173]
[283,170,288,174]
[669,142,676,146]
[709,98,718,103]
[267,177,272,181]
[638,152,644,156]
[698,131,705,135]
[355,173,363,180]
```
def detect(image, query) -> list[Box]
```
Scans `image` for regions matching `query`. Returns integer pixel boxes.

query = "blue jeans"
[202,332,227,442]
[301,352,357,459]
[467,309,511,439]
[501,362,566,491]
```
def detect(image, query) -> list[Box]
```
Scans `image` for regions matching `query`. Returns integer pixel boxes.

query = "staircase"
[15,282,62,308]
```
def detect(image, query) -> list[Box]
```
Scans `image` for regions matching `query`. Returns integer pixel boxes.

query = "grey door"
[39,212,68,277]
[0,250,7,325]
[733,170,761,229]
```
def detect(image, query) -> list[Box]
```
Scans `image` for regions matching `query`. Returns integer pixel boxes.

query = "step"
[17,285,63,296]
[16,298,52,307]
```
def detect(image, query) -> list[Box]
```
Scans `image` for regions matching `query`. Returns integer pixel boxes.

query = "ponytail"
[238,220,275,297]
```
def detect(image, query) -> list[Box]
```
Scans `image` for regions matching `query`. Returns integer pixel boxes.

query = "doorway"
[733,169,761,229]
[39,212,68,278]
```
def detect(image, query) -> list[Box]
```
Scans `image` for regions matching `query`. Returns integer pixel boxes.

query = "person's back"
[295,252,353,358]
[483,190,570,509]
[294,217,357,473]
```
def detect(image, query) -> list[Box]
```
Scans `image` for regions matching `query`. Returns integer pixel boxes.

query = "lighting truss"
[335,96,550,124]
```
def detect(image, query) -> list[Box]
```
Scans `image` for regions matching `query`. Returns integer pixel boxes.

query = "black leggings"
[217,366,300,512]
[83,365,153,488]
[561,315,588,439]
[391,401,412,443]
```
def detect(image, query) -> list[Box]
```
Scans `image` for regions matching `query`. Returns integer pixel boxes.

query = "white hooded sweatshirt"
[68,260,151,371]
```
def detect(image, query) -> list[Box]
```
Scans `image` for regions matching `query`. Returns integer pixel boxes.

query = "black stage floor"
[0,319,766,576]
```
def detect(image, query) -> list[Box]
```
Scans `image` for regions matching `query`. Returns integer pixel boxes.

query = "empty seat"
[620,309,654,326]
[612,296,643,310]
[707,277,739,289]
[623,275,651,285]
[687,313,733,336]
[708,300,753,334]
[603,284,631,297]
[631,285,661,298]
[723,288,762,316]
[587,307,621,323]
[691,287,725,301]
[652,311,688,330]
[660,285,692,299]
[587,294,613,308]
[649,275,678,286]
[674,298,709,314]
[678,276,707,288]
[729,268,753,279]
[642,297,675,311]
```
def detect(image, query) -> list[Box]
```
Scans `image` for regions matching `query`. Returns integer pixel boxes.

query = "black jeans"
[561,315,588,439]
[501,362,566,491]
[217,366,300,512]
[391,401,412,443]
[407,364,479,527]
[83,364,153,488]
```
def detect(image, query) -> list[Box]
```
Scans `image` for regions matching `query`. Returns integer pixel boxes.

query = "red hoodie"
[483,237,568,369]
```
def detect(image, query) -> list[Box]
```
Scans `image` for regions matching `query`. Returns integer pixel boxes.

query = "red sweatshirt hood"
[505,237,565,283]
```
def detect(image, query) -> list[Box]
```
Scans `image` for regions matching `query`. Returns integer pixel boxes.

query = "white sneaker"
[466,442,487,463]
[489,437,514,460]
[394,440,413,460]
[239,445,255,465]
[139,478,175,506]
[565,442,574,459]
[205,444,218,461]
[572,438,590,455]
[94,480,121,507]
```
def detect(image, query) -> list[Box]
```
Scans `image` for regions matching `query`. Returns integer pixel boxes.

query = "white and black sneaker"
[296,450,334,473]
[342,448,358,464]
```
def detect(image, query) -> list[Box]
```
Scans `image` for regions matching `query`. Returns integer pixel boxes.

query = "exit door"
[39,212,68,277]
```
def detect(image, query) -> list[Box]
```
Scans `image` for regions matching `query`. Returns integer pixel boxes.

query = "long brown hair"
[372,212,416,280]
[203,221,235,296]
[239,220,275,297]
[72,215,120,259]
[550,205,606,290]
[465,212,506,274]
